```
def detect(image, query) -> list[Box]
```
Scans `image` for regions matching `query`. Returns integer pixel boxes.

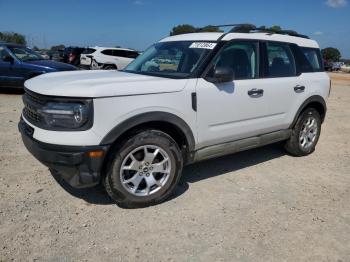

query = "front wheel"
[285,108,321,156]
[104,130,183,208]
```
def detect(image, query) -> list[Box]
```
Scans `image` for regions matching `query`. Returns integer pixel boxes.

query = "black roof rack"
[209,24,309,39]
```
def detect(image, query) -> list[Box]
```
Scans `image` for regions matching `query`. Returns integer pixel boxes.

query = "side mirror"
[3,55,14,64]
[205,66,234,83]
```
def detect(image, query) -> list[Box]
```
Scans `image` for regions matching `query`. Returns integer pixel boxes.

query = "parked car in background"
[48,50,64,62]
[331,62,342,71]
[79,47,96,69]
[324,60,332,71]
[80,47,139,70]
[38,50,50,60]
[63,47,85,66]
[0,43,77,89]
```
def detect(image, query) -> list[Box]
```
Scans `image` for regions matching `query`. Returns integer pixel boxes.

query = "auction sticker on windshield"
[189,42,217,49]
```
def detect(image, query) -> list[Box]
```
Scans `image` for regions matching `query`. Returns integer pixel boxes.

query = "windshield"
[124,41,216,78]
[8,46,44,62]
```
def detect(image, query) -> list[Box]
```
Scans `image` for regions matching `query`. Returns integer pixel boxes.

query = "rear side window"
[302,48,323,72]
[101,49,113,56]
[111,50,139,58]
[113,50,126,57]
[126,51,139,58]
[266,42,296,77]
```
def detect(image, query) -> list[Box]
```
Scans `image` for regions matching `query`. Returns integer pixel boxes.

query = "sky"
[0,0,349,57]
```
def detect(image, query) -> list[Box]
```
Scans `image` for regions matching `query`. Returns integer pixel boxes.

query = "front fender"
[100,111,195,151]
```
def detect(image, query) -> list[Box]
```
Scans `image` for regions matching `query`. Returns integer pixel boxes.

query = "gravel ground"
[0,73,349,262]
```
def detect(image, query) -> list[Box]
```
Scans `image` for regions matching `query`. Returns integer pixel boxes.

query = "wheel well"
[290,97,327,128]
[101,121,190,176]
[302,101,326,122]
[27,72,44,80]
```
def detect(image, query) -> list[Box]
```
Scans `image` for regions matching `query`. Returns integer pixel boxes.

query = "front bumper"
[19,118,110,188]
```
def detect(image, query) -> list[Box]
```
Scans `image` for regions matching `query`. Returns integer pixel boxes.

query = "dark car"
[0,43,77,89]
[48,50,64,62]
[63,47,85,66]
[323,60,332,72]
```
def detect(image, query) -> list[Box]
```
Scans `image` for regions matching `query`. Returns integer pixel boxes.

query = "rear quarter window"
[101,49,113,56]
[301,48,323,72]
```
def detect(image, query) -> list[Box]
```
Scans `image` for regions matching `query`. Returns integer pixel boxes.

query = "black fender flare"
[289,95,327,128]
[100,111,196,151]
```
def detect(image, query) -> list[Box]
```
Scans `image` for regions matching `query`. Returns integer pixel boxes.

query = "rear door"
[256,41,300,131]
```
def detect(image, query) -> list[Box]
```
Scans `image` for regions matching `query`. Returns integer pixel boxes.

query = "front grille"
[22,90,48,125]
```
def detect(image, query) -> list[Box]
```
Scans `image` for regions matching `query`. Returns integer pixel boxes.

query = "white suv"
[19,24,330,207]
[80,47,139,70]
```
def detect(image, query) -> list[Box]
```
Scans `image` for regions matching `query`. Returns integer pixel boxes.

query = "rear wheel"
[285,108,321,156]
[103,65,117,70]
[104,130,183,208]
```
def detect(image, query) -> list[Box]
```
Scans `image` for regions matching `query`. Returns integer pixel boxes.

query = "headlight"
[38,102,92,130]
[22,90,93,131]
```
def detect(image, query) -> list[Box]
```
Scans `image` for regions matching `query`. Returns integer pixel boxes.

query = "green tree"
[32,46,40,51]
[269,25,282,32]
[170,24,197,36]
[51,44,65,51]
[170,24,222,36]
[322,47,341,62]
[198,25,221,33]
[0,32,27,45]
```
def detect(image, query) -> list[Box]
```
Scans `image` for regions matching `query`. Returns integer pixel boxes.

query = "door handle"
[294,85,305,93]
[248,88,264,98]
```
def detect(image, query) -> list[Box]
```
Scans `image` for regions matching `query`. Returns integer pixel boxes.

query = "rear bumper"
[19,118,110,188]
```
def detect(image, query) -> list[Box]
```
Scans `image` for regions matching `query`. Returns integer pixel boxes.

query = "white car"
[80,47,139,70]
[20,24,330,208]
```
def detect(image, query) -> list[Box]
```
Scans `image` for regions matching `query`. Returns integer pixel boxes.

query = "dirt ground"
[0,73,349,262]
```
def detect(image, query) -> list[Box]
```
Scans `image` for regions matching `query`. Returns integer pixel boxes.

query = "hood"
[24,70,189,97]
[25,60,77,71]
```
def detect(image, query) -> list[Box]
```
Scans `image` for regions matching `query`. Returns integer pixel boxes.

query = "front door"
[0,47,23,88]
[196,40,271,148]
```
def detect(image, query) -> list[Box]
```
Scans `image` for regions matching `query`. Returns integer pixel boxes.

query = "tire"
[104,130,183,208]
[104,65,116,70]
[285,108,321,156]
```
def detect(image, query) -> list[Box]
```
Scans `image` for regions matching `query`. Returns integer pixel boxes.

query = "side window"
[0,47,10,62]
[101,49,113,56]
[266,42,296,77]
[127,51,139,59]
[302,48,323,72]
[113,50,124,57]
[213,41,258,80]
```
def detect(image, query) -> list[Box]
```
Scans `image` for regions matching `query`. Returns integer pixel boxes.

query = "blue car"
[0,43,77,89]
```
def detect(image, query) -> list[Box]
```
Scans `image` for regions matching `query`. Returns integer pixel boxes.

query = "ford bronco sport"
[19,24,330,207]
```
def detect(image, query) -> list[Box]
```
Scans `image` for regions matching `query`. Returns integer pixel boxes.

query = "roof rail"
[209,24,310,39]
